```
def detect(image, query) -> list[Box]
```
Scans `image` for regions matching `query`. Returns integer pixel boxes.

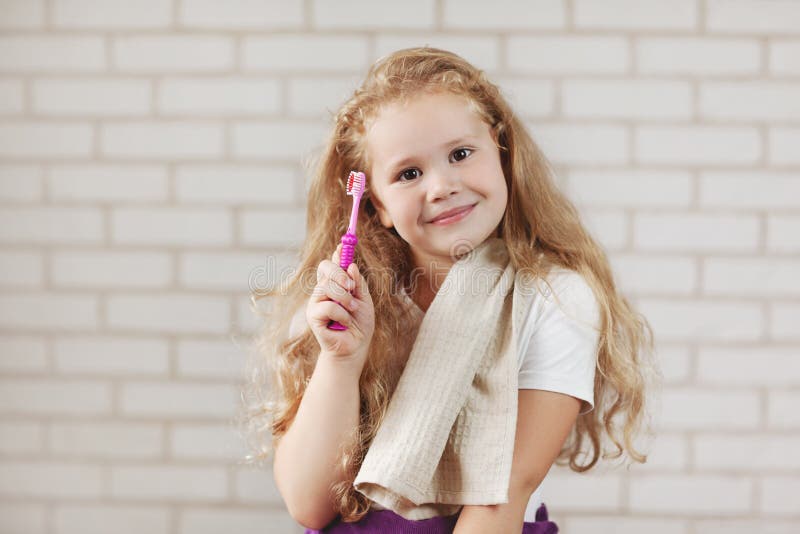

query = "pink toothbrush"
[328,170,365,331]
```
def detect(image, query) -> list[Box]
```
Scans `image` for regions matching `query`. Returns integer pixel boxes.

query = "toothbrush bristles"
[346,171,365,196]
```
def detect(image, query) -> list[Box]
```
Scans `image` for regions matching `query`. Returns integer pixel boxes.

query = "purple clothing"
[304,502,558,533]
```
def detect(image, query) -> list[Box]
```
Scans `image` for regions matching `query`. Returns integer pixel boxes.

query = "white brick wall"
[0,1,797,533]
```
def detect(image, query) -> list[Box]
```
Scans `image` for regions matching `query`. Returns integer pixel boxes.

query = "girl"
[241,48,660,533]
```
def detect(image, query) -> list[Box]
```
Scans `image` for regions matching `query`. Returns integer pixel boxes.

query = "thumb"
[332,243,342,264]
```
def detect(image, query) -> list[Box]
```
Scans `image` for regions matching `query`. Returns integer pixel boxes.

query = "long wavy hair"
[239,47,661,523]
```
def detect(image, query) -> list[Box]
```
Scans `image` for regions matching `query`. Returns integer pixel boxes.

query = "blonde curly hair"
[239,47,661,523]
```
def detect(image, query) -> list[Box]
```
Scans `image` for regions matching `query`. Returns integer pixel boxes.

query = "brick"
[0,164,42,201]
[567,170,691,208]
[0,0,45,29]
[639,299,763,342]
[608,253,696,296]
[175,164,294,205]
[768,391,800,428]
[768,215,800,253]
[637,126,760,165]
[0,461,103,498]
[634,213,760,253]
[563,80,692,120]
[120,381,237,418]
[113,36,234,72]
[640,433,688,470]
[508,36,628,74]
[287,76,360,118]
[112,465,227,501]
[231,121,328,160]
[53,0,171,28]
[543,471,622,511]
[574,208,628,250]
[233,465,284,504]
[49,164,168,202]
[107,294,230,334]
[242,35,368,72]
[574,0,695,30]
[0,335,48,372]
[759,476,800,515]
[374,36,500,73]
[0,421,44,453]
[0,207,103,244]
[111,208,231,246]
[176,339,248,380]
[629,475,752,515]
[443,0,563,29]
[707,0,800,34]
[694,434,800,471]
[659,388,760,430]
[159,77,280,116]
[241,250,300,296]
[314,0,435,28]
[703,259,800,297]
[566,517,687,534]
[179,251,291,291]
[233,294,264,335]
[693,519,800,534]
[54,504,169,534]
[770,40,800,75]
[771,303,799,341]
[656,345,692,383]
[239,209,307,247]
[179,508,297,534]
[50,421,163,458]
[53,336,169,376]
[179,0,302,29]
[700,171,800,209]
[637,37,760,75]
[700,82,800,121]
[0,36,104,72]
[493,78,555,118]
[33,78,151,116]
[171,423,246,460]
[0,79,24,114]
[0,379,111,415]
[769,127,800,165]
[102,121,224,159]
[0,502,46,534]
[526,123,629,165]
[0,293,98,331]
[0,250,43,287]
[699,346,800,386]
[0,122,93,158]
[52,251,172,289]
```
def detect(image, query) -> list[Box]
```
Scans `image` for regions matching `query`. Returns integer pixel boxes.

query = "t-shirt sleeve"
[518,269,601,415]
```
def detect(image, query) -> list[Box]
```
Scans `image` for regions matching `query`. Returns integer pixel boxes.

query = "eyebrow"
[382,135,478,177]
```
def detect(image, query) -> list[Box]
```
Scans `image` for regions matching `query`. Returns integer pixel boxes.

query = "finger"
[346,263,368,301]
[314,300,352,328]
[332,243,342,264]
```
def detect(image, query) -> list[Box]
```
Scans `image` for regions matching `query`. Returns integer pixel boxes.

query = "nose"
[425,166,461,202]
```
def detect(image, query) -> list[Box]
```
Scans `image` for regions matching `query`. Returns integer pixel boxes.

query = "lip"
[429,203,476,225]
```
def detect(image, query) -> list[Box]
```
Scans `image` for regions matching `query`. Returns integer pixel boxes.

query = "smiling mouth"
[428,203,476,225]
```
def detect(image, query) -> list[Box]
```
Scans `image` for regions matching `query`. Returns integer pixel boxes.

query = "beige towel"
[353,237,538,520]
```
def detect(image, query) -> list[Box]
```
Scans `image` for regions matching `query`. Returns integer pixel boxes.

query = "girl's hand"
[306,244,375,366]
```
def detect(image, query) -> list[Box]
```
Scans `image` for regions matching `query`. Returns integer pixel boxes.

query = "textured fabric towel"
[353,237,539,520]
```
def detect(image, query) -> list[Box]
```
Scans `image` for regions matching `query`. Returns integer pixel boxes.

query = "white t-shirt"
[289,266,601,522]
[397,266,601,521]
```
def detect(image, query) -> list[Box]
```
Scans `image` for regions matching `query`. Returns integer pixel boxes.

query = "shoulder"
[531,267,601,333]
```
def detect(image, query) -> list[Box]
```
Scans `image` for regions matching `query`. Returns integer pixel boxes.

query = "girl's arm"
[454,389,581,533]
[273,352,363,530]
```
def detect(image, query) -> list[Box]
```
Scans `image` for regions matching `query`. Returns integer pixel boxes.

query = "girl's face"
[365,91,508,273]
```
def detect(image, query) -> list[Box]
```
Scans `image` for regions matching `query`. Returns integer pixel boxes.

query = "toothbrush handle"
[328,232,358,331]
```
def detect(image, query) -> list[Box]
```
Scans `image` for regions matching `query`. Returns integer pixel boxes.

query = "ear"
[369,191,394,229]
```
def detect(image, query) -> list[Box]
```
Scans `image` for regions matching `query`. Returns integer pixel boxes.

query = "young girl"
[241,47,659,533]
